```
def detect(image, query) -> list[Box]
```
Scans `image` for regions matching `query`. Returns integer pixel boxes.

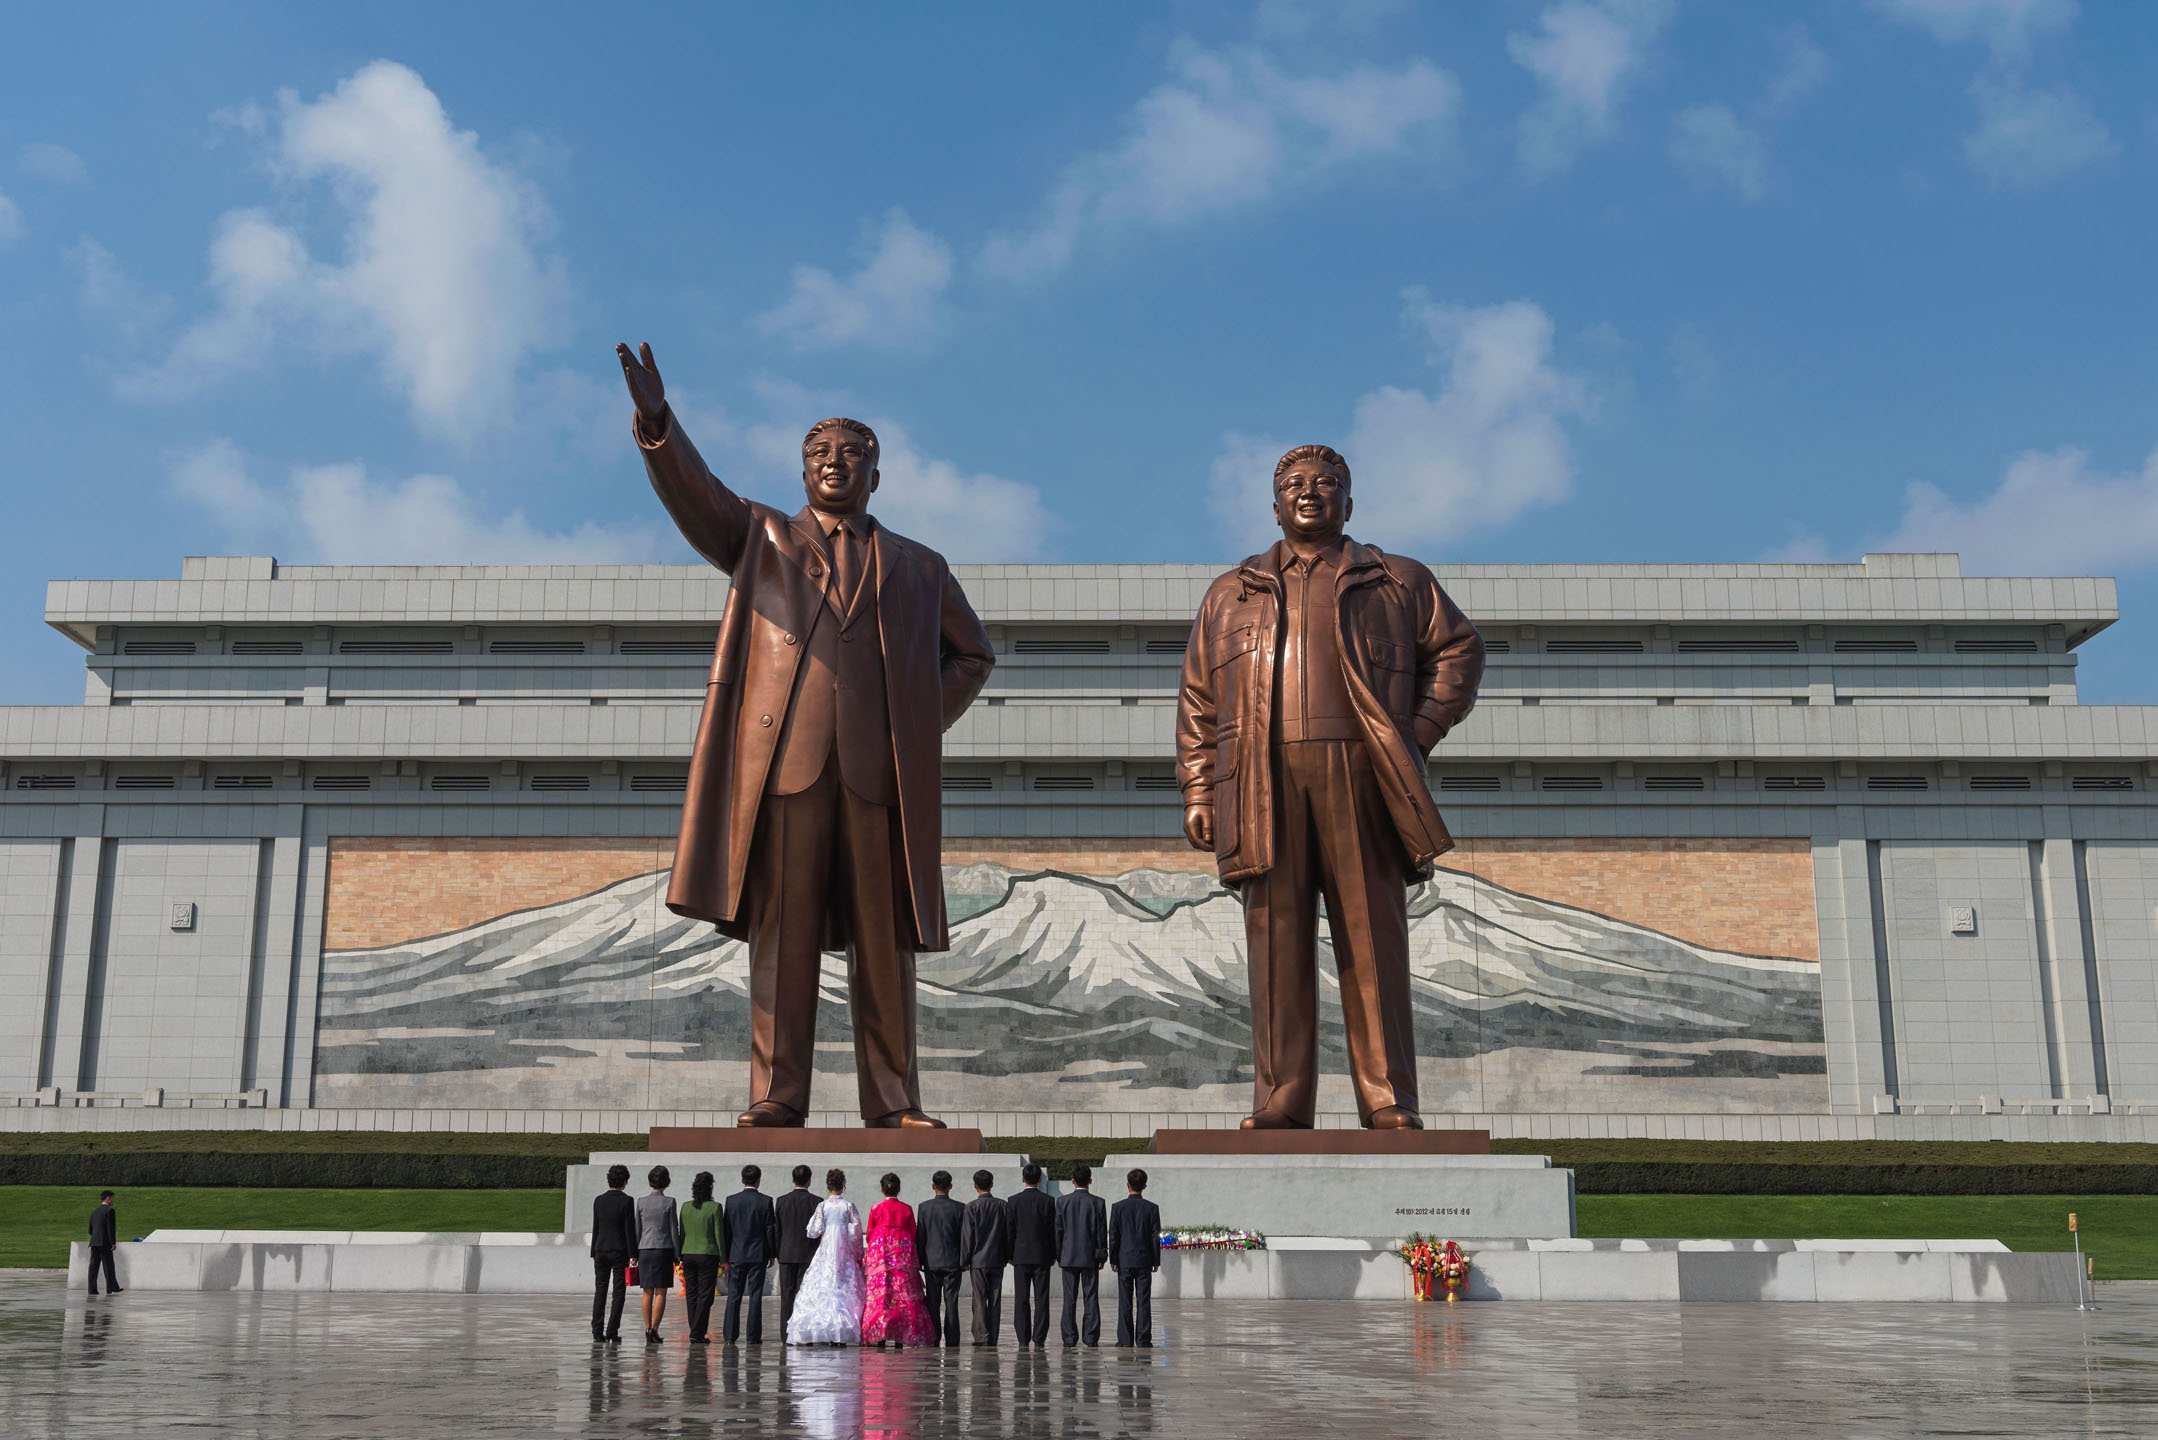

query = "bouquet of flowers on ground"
[1397,1233,1471,1301]
[1159,1225,1267,1251]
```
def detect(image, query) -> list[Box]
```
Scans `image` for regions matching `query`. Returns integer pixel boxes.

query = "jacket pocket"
[1365,635,1411,671]
[1211,622,1259,668]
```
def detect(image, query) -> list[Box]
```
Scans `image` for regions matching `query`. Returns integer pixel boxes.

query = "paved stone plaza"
[2,1274,2154,1437]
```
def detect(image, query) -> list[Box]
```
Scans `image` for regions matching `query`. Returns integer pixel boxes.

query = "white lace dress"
[785,1196,865,1346]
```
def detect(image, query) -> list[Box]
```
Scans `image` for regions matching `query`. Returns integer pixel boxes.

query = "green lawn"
[1578,1194,2157,1278]
[0,1187,561,1270]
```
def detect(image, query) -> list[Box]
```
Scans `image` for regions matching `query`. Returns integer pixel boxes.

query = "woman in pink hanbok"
[860,1172,935,1348]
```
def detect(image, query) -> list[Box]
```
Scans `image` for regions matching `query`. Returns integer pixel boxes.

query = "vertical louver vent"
[1866,776,1929,792]
[122,641,196,656]
[1763,776,1827,791]
[529,776,591,792]
[430,776,491,792]
[311,775,371,792]
[1544,640,1644,654]
[629,775,688,793]
[941,776,994,792]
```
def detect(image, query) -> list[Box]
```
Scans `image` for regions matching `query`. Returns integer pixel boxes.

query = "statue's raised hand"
[616,341,667,432]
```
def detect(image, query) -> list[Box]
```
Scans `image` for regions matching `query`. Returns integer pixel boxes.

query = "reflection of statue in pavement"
[617,342,995,1128]
[1176,445,1484,1130]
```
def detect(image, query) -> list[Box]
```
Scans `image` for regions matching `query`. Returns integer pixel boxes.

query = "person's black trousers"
[923,1268,962,1345]
[682,1255,722,1340]
[1012,1263,1051,1345]
[88,1246,121,1296]
[591,1259,627,1337]
[1116,1268,1153,1346]
[776,1260,808,1342]
[969,1266,1004,1345]
[1060,1265,1101,1347]
[723,1260,768,1343]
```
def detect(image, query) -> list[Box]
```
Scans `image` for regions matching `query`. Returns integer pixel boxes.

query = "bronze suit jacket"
[1175,538,1483,887]
[638,409,995,949]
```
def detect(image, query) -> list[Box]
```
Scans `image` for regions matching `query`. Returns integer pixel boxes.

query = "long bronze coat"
[1175,540,1484,886]
[639,411,995,949]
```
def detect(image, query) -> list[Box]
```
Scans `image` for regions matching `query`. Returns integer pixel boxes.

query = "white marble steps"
[68,1232,2082,1302]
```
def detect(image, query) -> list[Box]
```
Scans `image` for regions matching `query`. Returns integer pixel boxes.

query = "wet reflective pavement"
[4,1273,2158,1437]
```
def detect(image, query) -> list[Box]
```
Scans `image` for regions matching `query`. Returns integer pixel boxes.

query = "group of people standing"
[589,1161,1164,1350]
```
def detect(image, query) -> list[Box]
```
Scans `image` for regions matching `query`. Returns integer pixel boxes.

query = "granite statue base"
[1149,1129,1491,1155]
[647,1127,985,1153]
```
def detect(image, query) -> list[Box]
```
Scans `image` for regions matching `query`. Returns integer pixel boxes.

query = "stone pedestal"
[1148,1129,1491,1155]
[1100,1151,1575,1240]
[647,1126,986,1153]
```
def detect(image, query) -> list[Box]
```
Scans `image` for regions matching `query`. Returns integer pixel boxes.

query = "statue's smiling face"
[1273,458,1351,542]
[802,426,879,515]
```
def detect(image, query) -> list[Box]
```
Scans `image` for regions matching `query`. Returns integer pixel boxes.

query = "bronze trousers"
[741,758,921,1122]
[1240,740,1418,1125]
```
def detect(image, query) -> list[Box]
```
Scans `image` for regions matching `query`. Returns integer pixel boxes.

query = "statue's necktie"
[832,519,861,614]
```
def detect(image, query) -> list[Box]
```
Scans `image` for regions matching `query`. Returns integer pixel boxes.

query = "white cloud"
[1879,444,2158,576]
[67,236,171,348]
[168,438,659,565]
[0,189,20,246]
[1761,26,1833,114]
[1670,103,1771,200]
[755,209,952,351]
[983,48,1457,280]
[1209,292,1589,556]
[19,142,88,185]
[127,61,565,439]
[1874,0,2077,63]
[1508,0,1673,178]
[1963,75,2116,185]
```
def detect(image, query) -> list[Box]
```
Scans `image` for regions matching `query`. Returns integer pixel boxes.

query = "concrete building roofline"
[40,554,2124,650]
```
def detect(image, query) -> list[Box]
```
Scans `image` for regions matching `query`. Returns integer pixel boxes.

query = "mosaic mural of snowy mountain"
[314,863,1826,1113]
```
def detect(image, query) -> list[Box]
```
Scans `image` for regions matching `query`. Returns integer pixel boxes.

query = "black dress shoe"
[646,1330,660,1345]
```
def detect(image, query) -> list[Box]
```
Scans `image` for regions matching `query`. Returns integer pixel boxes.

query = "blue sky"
[2,1,2155,703]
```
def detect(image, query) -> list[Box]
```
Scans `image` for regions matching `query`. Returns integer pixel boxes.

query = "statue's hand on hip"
[1182,803,1214,852]
[615,341,668,432]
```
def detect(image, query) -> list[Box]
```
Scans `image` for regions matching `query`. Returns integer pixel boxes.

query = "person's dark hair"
[932,1170,953,1193]
[606,1164,630,1189]
[741,1164,762,1187]
[805,415,880,460]
[792,1164,813,1187]
[1127,1168,1148,1193]
[1071,1163,1092,1188]
[1273,443,1350,488]
[880,1171,901,1197]
[649,1165,671,1191]
[826,1168,847,1194]
[99,1189,114,1201]
[973,1169,994,1193]
[691,1171,714,1204]
[1021,1163,1043,1186]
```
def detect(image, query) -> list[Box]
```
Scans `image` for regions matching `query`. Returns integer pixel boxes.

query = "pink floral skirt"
[861,1232,935,1346]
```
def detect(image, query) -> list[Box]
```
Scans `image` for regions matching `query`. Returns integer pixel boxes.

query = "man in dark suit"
[957,1168,1011,1346]
[1054,1163,1108,1348]
[588,1165,636,1341]
[619,342,995,1128]
[1007,1163,1057,1348]
[721,1165,777,1344]
[915,1170,966,1346]
[773,1164,820,1343]
[87,1190,121,1297]
[1108,1169,1162,1347]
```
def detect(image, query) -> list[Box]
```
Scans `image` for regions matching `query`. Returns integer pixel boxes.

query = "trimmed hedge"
[1572,1162,2158,1196]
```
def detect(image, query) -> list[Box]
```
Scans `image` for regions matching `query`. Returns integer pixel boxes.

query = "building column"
[1815,812,1889,1112]
[2036,815,2103,1098]
[42,808,108,1090]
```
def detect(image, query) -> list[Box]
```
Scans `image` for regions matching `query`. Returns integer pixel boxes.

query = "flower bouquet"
[1397,1233,1471,1301]
[1159,1225,1267,1251]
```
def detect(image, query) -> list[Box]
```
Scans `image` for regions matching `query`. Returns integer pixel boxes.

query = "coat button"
[783,633,796,646]
[760,715,772,727]
[842,631,853,643]
[809,565,822,578]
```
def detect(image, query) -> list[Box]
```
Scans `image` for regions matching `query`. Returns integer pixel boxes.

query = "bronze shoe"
[869,1109,948,1129]
[1238,1109,1309,1131]
[1367,1106,1425,1131]
[736,1101,806,1128]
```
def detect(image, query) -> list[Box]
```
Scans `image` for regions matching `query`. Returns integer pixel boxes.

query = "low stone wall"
[68,1233,2086,1303]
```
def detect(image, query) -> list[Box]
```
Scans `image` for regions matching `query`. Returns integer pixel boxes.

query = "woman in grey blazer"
[634,1166,680,1345]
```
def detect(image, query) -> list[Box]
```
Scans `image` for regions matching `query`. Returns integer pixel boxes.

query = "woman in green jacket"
[677,1170,728,1344]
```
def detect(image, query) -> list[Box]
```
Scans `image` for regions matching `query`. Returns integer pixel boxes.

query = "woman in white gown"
[786,1169,866,1346]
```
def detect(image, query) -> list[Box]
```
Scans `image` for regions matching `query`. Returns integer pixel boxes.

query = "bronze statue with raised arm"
[1176,445,1484,1131]
[616,342,995,1129]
